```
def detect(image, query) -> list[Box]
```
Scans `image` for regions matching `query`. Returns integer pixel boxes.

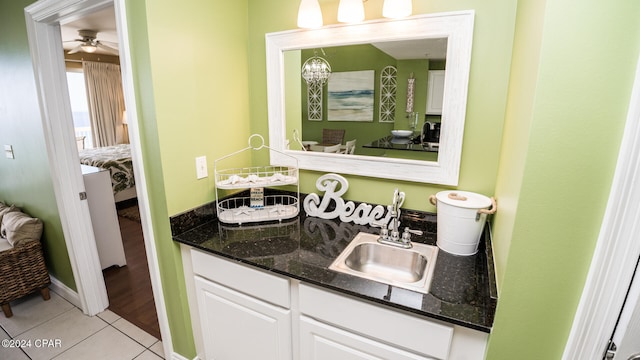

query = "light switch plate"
[195,156,208,179]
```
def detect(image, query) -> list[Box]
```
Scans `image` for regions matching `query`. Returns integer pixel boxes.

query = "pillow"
[1,211,43,246]
[0,204,20,233]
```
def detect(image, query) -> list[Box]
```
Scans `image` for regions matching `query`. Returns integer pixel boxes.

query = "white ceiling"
[372,38,448,60]
[57,6,445,60]
[60,6,119,55]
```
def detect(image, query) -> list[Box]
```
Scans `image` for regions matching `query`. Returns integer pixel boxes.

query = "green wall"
[300,44,397,154]
[5,0,637,358]
[487,0,640,358]
[249,0,515,210]
[0,0,75,290]
[126,0,251,356]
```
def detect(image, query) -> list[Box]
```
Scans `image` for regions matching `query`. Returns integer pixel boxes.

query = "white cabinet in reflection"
[426,70,446,115]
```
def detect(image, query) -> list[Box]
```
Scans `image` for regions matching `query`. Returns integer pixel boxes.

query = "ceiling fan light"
[383,0,412,18]
[81,44,97,53]
[298,0,323,28]
[338,0,365,23]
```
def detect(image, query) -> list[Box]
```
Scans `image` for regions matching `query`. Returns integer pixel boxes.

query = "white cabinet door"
[426,70,446,115]
[195,276,292,360]
[300,315,433,360]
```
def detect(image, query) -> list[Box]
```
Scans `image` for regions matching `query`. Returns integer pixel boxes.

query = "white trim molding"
[24,0,174,358]
[563,51,640,359]
[113,0,174,356]
[49,275,81,308]
[24,0,109,316]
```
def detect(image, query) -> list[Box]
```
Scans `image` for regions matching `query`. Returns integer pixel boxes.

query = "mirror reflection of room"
[285,38,446,162]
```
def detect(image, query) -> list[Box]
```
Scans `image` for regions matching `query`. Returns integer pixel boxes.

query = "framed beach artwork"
[328,70,375,122]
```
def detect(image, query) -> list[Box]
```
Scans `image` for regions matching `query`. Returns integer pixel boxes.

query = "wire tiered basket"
[214,134,299,225]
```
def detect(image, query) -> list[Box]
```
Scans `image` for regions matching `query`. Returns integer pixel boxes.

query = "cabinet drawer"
[299,284,453,359]
[300,315,433,360]
[191,249,290,308]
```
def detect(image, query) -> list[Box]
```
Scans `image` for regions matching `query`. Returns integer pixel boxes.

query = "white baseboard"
[171,353,199,360]
[49,275,81,308]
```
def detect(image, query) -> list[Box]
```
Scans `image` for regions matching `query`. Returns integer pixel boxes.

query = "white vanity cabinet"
[191,250,292,360]
[188,249,488,360]
[426,70,446,115]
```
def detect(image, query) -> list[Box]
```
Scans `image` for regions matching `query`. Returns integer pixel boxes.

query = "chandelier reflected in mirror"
[301,52,332,85]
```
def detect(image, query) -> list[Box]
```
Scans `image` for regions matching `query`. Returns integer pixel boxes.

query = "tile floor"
[0,290,164,360]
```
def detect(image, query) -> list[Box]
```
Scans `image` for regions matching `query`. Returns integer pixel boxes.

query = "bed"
[78,144,137,202]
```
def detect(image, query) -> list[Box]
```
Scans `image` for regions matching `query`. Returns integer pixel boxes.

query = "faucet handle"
[404,227,423,236]
[401,227,423,243]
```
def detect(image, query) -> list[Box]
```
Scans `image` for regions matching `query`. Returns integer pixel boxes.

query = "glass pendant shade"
[382,0,412,18]
[337,0,365,23]
[297,0,323,28]
[301,56,332,85]
[81,43,97,53]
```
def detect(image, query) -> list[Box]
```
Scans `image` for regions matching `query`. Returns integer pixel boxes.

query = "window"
[66,71,93,149]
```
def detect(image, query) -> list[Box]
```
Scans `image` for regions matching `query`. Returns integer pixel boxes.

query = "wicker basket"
[0,240,51,317]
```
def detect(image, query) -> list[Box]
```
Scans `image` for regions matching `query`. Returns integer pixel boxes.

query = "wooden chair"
[322,129,345,146]
[342,139,357,154]
[76,136,86,150]
[323,144,342,153]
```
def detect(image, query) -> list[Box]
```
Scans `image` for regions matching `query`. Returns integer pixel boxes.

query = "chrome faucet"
[377,189,422,249]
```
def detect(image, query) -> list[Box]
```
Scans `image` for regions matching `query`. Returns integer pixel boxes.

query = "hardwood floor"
[103,209,161,340]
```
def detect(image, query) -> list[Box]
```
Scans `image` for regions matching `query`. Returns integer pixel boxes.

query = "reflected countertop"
[363,135,439,152]
[170,195,497,333]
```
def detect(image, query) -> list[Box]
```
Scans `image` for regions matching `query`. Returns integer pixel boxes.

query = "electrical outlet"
[195,156,208,179]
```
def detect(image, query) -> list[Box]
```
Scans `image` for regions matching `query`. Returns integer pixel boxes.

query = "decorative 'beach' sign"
[303,173,400,226]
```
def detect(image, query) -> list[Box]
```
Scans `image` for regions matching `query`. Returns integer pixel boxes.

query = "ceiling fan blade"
[99,40,119,46]
[96,42,119,55]
[67,44,83,54]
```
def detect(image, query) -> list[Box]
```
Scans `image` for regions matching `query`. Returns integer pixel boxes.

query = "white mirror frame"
[266,11,474,185]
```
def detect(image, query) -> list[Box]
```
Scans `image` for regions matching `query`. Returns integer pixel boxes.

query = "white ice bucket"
[429,191,497,256]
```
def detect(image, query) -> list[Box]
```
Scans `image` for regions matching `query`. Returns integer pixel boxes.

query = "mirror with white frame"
[266,11,474,185]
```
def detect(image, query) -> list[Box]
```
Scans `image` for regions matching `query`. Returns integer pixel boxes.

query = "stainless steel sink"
[329,232,438,294]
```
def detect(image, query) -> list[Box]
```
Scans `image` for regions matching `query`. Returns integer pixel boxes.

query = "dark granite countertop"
[363,135,439,152]
[170,196,497,333]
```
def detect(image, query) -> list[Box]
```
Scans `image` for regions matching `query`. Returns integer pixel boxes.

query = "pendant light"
[297,0,323,29]
[382,0,412,19]
[337,0,365,23]
[301,51,332,85]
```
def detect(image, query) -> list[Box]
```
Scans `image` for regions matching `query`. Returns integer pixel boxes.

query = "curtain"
[83,61,126,147]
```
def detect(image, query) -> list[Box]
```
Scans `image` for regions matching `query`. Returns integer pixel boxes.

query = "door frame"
[562,52,640,358]
[24,0,173,357]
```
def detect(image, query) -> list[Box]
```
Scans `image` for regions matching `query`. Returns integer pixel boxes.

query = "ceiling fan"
[65,29,118,55]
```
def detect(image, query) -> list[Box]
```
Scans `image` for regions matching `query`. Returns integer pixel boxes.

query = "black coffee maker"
[421,121,441,143]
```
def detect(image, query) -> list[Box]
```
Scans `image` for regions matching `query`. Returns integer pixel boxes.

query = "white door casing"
[24,0,173,358]
[563,47,640,359]
[611,259,640,359]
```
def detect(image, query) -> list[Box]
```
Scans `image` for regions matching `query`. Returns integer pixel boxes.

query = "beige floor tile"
[16,308,107,360]
[53,326,145,360]
[112,318,158,348]
[134,349,164,360]
[96,309,120,324]
[0,327,30,360]
[0,292,74,337]
[149,340,165,359]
